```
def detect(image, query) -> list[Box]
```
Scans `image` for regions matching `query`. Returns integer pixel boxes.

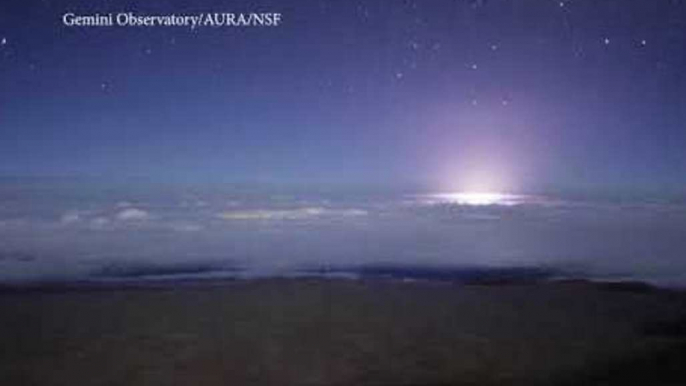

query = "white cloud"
[218,208,321,221]
[218,207,367,221]
[60,212,81,224]
[115,208,150,221]
[337,209,369,217]
[90,217,111,229]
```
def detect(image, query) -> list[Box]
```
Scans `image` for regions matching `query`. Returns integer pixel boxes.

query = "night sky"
[2,0,686,193]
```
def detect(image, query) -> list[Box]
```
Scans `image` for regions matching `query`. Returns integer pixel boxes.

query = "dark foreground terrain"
[1,279,685,385]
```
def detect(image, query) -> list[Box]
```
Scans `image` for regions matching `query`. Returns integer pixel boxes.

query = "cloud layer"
[2,184,686,285]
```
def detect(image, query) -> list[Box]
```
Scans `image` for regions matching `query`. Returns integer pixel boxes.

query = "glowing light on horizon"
[431,192,521,206]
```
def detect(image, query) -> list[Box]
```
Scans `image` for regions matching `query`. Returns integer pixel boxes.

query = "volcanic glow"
[434,168,517,206]
[448,192,508,206]
[431,192,522,206]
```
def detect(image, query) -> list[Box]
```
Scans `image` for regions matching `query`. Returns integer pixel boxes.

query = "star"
[0,37,6,46]
[395,71,404,80]
[603,37,611,45]
[490,44,498,51]
[470,63,478,70]
[559,2,566,7]
[640,39,647,46]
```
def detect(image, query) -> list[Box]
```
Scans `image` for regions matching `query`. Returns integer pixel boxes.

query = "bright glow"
[432,192,520,206]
